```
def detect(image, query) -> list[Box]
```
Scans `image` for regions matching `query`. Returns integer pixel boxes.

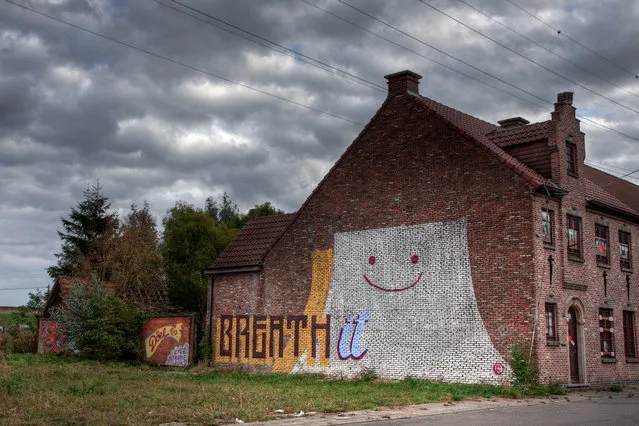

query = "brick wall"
[212,84,536,383]
[532,94,639,384]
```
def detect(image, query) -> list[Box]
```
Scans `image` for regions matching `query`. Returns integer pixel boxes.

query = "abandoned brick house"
[204,70,639,385]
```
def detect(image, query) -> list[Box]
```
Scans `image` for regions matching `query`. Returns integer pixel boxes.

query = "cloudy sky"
[1,0,639,306]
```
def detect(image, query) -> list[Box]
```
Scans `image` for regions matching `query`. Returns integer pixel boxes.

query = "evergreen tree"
[47,182,118,278]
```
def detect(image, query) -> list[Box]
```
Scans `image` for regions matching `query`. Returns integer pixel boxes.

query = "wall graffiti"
[38,319,66,355]
[337,311,370,360]
[141,316,194,367]
[166,343,190,367]
[216,221,510,383]
[144,323,183,359]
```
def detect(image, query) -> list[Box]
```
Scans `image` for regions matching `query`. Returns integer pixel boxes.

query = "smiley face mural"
[216,220,509,383]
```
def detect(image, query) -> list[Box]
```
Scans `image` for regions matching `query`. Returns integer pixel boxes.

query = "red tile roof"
[414,94,554,190]
[487,121,551,147]
[584,165,639,214]
[208,214,295,270]
[209,95,639,273]
[583,178,638,216]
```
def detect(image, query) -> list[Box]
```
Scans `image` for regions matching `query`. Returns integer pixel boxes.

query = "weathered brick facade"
[206,71,639,385]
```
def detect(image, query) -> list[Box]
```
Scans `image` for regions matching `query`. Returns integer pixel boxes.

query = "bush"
[51,277,143,360]
[510,341,538,392]
[0,329,37,354]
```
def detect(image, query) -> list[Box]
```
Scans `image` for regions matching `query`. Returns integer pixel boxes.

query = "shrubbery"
[51,277,142,360]
[0,329,37,355]
[510,341,539,392]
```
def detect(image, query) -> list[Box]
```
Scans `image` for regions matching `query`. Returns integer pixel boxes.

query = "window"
[623,311,637,359]
[566,142,578,176]
[620,231,632,271]
[567,215,582,260]
[541,209,554,246]
[595,224,610,266]
[545,303,558,344]
[599,308,615,359]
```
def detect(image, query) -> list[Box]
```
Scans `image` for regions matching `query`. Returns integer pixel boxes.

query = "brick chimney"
[551,91,576,121]
[557,92,573,105]
[498,117,530,128]
[385,70,422,97]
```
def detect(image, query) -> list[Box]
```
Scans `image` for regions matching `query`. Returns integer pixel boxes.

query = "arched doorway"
[566,299,586,384]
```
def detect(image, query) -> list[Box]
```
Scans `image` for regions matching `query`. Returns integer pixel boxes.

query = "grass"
[0,354,557,425]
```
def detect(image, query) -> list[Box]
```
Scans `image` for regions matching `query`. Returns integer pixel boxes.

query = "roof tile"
[210,213,295,269]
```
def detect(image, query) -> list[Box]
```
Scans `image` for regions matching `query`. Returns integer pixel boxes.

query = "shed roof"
[42,276,170,317]
[206,213,295,272]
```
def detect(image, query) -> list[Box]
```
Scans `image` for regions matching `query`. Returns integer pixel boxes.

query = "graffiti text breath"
[337,311,370,360]
[145,323,183,358]
[217,314,330,362]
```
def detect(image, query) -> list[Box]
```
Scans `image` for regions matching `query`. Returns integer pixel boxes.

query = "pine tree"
[47,182,118,278]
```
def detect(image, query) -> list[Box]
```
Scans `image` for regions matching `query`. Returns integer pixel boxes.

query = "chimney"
[498,117,530,128]
[385,70,422,97]
[557,92,573,105]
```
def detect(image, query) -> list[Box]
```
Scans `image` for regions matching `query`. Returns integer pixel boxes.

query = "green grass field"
[0,353,546,425]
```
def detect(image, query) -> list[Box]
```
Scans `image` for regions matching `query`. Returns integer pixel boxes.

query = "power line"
[317,0,639,143]
[599,167,639,188]
[7,0,639,146]
[585,160,639,174]
[504,0,638,80]
[585,162,639,181]
[151,0,385,93]
[299,0,551,111]
[415,0,639,115]
[4,0,365,127]
[332,0,560,108]
[0,286,48,291]
[455,0,639,100]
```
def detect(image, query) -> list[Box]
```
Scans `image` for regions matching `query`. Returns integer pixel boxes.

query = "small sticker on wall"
[492,362,505,375]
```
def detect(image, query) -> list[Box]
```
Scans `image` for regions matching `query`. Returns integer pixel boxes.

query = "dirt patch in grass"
[1,354,528,424]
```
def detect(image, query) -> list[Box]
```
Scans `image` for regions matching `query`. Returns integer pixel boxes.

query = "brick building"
[204,70,639,385]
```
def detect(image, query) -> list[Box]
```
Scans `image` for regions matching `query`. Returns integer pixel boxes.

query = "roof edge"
[410,93,552,190]
[256,97,393,264]
[586,199,639,223]
[204,265,262,275]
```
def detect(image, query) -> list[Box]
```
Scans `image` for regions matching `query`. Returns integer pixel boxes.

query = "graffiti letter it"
[338,311,370,360]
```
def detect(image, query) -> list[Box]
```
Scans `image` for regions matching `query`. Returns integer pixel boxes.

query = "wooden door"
[568,307,580,383]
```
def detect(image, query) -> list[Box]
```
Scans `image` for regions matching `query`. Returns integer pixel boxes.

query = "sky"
[1,0,639,306]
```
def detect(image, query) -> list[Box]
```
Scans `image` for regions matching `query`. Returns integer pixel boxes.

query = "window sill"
[626,358,639,364]
[601,357,617,364]
[543,244,555,250]
[546,340,560,347]
[622,268,633,274]
[597,263,611,269]
[568,171,579,178]
[568,256,584,263]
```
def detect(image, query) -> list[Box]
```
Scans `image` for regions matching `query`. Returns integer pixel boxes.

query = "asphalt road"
[359,396,639,426]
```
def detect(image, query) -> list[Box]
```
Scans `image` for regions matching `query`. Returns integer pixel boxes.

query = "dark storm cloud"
[1,0,639,305]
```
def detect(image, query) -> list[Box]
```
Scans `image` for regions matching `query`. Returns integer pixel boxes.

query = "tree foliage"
[162,202,218,317]
[162,195,284,317]
[10,289,48,331]
[47,182,118,278]
[50,277,142,360]
[77,202,164,299]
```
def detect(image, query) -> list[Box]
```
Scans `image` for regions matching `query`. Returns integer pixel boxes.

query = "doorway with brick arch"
[567,299,586,384]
